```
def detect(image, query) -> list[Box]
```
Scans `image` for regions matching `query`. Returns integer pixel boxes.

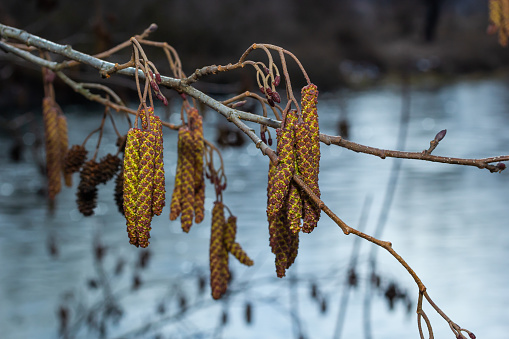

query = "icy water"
[1,78,509,339]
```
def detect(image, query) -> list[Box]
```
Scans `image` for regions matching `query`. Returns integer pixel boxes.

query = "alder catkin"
[57,114,72,187]
[188,108,205,223]
[123,128,142,246]
[151,114,166,216]
[210,201,229,299]
[179,127,195,232]
[224,215,254,266]
[136,130,157,248]
[42,97,62,200]
[298,84,321,234]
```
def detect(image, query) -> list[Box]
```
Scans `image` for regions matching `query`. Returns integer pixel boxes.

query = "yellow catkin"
[490,0,509,46]
[136,130,157,248]
[57,114,72,187]
[42,97,62,200]
[210,201,229,299]
[123,128,142,246]
[224,215,254,266]
[151,114,166,216]
[298,84,321,234]
[267,109,297,218]
[286,183,302,234]
[169,128,184,220]
[179,127,195,232]
[188,108,205,223]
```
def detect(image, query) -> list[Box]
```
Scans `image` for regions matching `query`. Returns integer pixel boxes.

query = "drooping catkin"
[210,201,229,299]
[57,114,72,187]
[123,128,142,246]
[286,183,302,234]
[490,0,509,46]
[136,130,158,248]
[188,108,205,223]
[224,215,253,266]
[139,108,166,216]
[298,84,321,234]
[267,110,297,218]
[42,97,62,200]
[179,127,195,232]
[151,114,166,216]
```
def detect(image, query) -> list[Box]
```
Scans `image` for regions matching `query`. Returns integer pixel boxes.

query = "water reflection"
[1,78,509,338]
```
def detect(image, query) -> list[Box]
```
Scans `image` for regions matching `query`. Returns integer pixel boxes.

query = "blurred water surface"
[1,77,509,339]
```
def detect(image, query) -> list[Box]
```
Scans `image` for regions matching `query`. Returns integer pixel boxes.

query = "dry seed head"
[64,145,88,174]
[114,168,124,215]
[42,97,62,200]
[76,185,98,216]
[96,154,121,185]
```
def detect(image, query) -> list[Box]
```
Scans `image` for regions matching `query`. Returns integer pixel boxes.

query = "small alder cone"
[297,83,321,234]
[114,167,124,216]
[188,108,205,224]
[42,97,62,200]
[64,145,88,174]
[210,201,229,299]
[96,154,121,185]
[76,160,100,216]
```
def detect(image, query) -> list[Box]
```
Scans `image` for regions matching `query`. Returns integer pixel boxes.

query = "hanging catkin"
[297,83,321,233]
[188,108,205,223]
[210,201,229,299]
[42,97,62,200]
[123,128,143,246]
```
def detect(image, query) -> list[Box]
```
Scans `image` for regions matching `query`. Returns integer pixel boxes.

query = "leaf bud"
[259,87,265,94]
[496,162,506,171]
[271,91,281,103]
[155,73,162,84]
[434,129,447,142]
[273,75,280,87]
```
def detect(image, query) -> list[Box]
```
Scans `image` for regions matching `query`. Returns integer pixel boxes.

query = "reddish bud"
[265,87,273,95]
[267,98,275,107]
[232,100,246,108]
[469,333,476,339]
[497,162,506,171]
[268,135,273,146]
[180,92,187,100]
[150,80,160,93]
[434,129,447,142]
[271,91,281,103]
[259,87,265,94]
[261,131,267,144]
[162,96,168,106]
[155,73,162,84]
[45,70,56,83]
[273,75,281,87]
[264,67,270,75]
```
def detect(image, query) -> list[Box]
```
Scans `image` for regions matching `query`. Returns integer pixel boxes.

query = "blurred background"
[1,1,509,339]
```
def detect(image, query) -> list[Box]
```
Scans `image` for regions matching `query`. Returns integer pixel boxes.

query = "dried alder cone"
[267,84,320,277]
[123,108,165,247]
[210,201,253,299]
[489,0,509,46]
[169,108,205,232]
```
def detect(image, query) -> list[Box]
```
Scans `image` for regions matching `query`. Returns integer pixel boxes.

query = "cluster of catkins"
[210,201,253,299]
[123,108,166,248]
[169,108,205,232]
[267,84,321,277]
[42,96,71,201]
